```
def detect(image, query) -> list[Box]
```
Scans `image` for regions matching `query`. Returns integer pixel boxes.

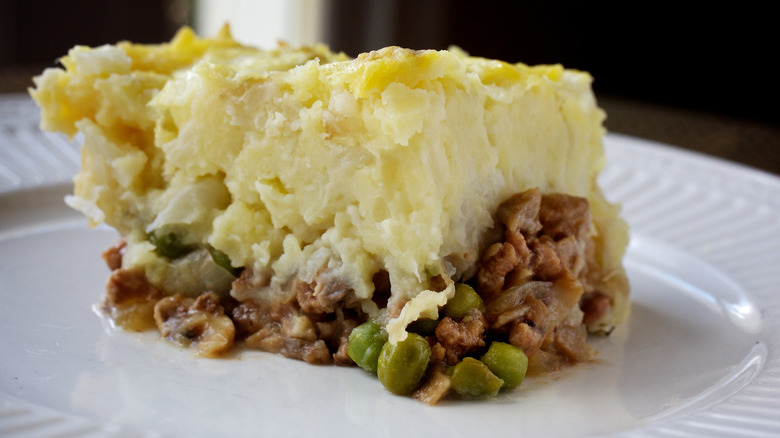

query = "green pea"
[451,357,504,397]
[377,333,431,395]
[208,246,242,277]
[443,283,485,320]
[149,229,193,259]
[347,321,388,375]
[407,317,439,337]
[480,342,528,389]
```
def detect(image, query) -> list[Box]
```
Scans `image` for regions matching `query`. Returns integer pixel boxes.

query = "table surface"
[1,91,778,177]
[598,94,779,176]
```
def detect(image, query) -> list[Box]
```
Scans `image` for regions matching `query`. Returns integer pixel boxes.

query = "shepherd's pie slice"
[31,26,630,403]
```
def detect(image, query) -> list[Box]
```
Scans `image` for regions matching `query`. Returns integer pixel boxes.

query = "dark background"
[325,1,776,125]
[2,0,777,172]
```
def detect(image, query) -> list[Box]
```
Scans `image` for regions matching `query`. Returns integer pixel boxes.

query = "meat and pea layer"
[102,188,611,404]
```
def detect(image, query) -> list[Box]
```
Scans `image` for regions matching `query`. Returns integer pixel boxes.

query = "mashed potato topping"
[32,27,629,395]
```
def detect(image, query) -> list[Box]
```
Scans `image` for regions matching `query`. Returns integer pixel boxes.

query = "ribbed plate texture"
[602,134,780,437]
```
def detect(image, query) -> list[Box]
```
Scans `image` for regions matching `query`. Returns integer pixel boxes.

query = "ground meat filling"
[154,292,236,357]
[229,269,363,364]
[434,309,487,365]
[473,188,603,372]
[101,246,162,331]
[99,187,610,381]
[99,249,361,364]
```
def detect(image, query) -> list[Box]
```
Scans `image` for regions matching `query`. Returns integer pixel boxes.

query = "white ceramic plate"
[1,95,779,437]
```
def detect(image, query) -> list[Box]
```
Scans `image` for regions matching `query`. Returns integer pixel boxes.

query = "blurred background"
[1,0,777,173]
